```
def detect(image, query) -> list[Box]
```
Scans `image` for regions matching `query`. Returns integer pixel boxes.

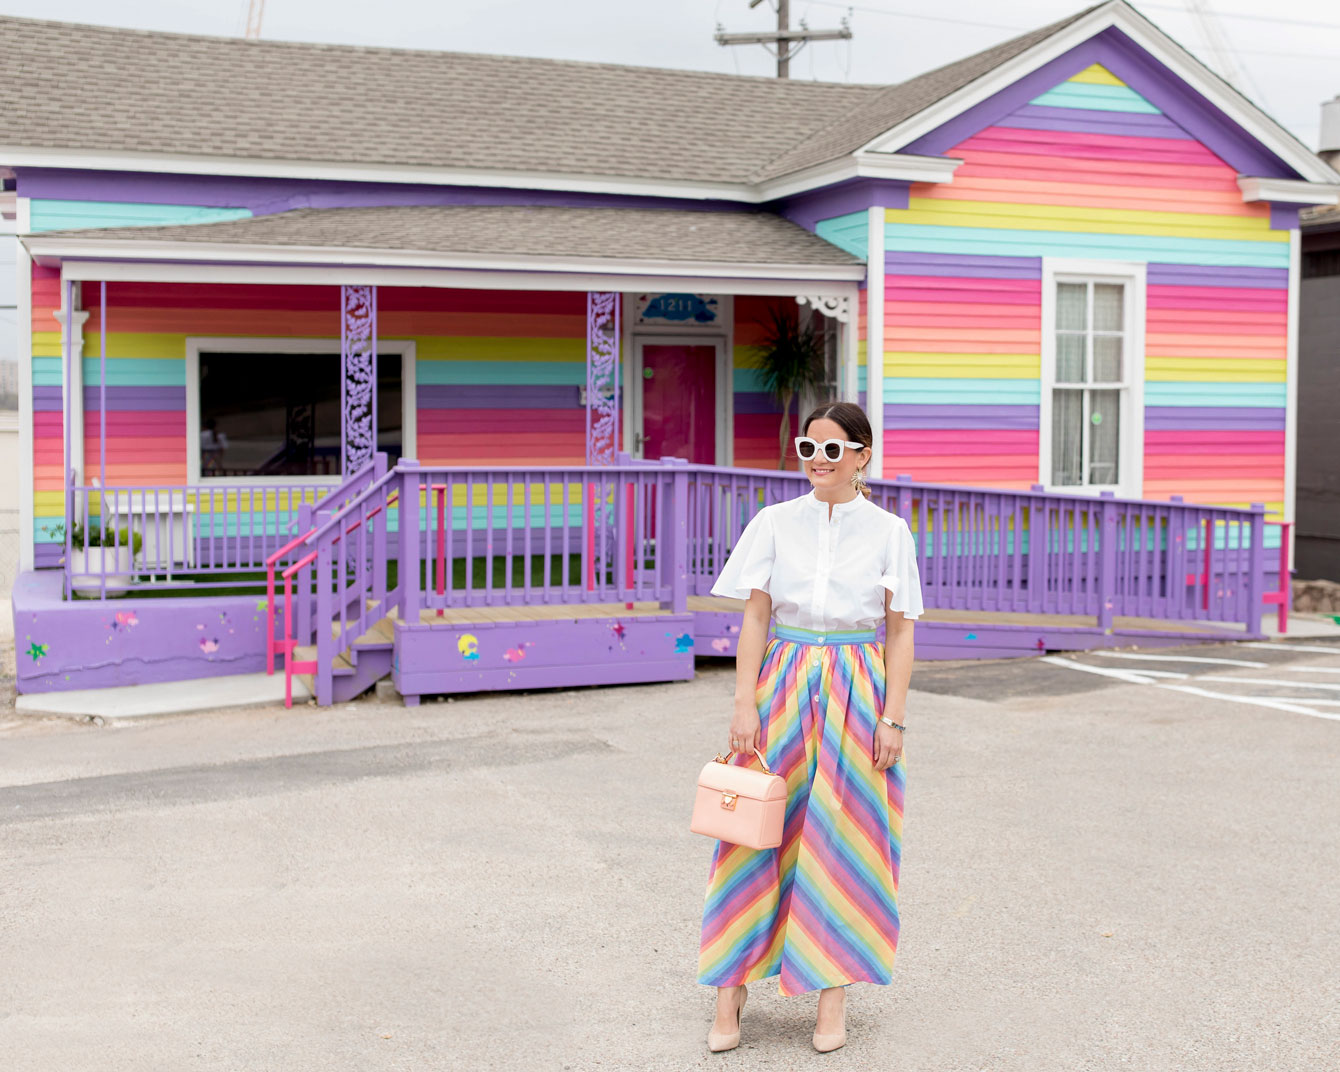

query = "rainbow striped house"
[5,1,1338,701]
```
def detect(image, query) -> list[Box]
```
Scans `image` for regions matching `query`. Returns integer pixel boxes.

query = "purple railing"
[65,457,1271,705]
[64,456,398,599]
[682,466,1268,631]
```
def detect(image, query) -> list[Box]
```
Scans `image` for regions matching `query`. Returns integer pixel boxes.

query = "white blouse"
[710,489,925,632]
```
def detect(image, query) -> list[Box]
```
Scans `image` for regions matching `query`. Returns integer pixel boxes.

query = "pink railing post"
[433,483,447,616]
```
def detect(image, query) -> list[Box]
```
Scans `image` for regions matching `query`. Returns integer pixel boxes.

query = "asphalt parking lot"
[2,635,1338,1071]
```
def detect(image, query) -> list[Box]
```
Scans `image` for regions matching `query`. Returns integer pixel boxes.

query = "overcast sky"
[0,0,1334,151]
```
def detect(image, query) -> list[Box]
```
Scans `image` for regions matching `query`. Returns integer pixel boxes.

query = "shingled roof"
[0,7,1097,187]
[31,205,866,268]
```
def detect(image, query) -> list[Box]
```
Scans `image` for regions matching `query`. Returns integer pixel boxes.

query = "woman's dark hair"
[801,401,874,497]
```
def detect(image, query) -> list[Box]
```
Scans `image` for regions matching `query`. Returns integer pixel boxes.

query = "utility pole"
[244,0,265,40]
[715,0,851,79]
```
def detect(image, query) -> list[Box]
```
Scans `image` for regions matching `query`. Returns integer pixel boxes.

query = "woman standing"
[698,401,924,1054]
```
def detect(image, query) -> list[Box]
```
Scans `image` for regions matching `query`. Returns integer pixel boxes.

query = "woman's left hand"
[873,722,903,771]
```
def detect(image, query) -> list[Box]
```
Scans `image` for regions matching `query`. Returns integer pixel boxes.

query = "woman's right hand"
[727,698,761,756]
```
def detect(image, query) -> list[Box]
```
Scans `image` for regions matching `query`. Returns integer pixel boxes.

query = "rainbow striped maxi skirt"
[697,624,905,996]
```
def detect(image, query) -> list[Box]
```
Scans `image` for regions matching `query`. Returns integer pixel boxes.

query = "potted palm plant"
[750,303,827,469]
[68,523,142,597]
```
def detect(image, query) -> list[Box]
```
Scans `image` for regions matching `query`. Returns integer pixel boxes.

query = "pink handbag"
[691,747,787,850]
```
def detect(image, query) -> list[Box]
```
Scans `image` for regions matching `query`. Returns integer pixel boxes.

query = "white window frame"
[185,336,416,485]
[1038,259,1146,499]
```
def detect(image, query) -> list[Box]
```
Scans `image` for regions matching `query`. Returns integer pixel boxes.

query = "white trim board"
[184,337,416,485]
[1284,228,1299,561]
[46,258,865,295]
[22,237,868,281]
[1037,257,1147,500]
[0,146,962,205]
[15,219,34,569]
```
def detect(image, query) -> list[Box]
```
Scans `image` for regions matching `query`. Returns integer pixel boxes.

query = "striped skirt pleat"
[697,636,905,996]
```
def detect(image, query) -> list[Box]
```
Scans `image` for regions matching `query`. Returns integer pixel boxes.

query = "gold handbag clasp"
[720,792,738,810]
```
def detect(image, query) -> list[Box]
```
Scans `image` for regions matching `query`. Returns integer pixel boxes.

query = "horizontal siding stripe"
[958,129,1225,167]
[1068,63,1125,86]
[1148,286,1287,310]
[77,310,583,338]
[1146,343,1285,361]
[29,200,251,233]
[953,148,1234,185]
[881,379,1040,404]
[1145,357,1285,381]
[1146,430,1283,452]
[33,357,186,387]
[1144,407,1284,430]
[885,354,1039,378]
[915,176,1258,215]
[418,411,581,434]
[884,404,1039,429]
[885,430,1038,452]
[996,106,1191,140]
[886,280,1041,303]
[1145,383,1286,406]
[882,225,1289,267]
[415,337,584,361]
[416,360,584,386]
[1028,81,1161,113]
[1145,264,1288,288]
[883,329,1039,348]
[883,251,1041,279]
[1146,309,1287,330]
[893,199,1277,241]
[416,384,578,409]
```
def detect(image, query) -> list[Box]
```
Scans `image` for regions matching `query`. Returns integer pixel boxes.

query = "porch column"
[341,284,378,474]
[865,206,886,477]
[585,292,620,465]
[52,278,88,534]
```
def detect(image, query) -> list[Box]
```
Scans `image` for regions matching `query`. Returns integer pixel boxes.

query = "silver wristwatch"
[879,716,906,732]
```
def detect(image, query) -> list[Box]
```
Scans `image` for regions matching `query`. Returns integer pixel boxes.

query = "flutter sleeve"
[710,508,776,599]
[879,515,924,619]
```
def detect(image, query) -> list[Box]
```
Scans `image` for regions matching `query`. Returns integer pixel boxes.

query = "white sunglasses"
[794,436,866,463]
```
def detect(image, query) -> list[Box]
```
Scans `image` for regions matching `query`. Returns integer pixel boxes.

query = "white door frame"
[629,334,732,466]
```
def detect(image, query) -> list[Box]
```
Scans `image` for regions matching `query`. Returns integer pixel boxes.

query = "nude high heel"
[812,988,846,1053]
[707,985,747,1052]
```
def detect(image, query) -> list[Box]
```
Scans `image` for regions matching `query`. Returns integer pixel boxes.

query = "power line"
[803,0,1340,60]
[1141,2,1340,31]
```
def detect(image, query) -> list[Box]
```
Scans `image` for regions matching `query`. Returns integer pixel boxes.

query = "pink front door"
[641,344,717,463]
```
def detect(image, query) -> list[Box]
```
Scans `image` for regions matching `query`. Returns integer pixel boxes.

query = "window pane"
[1056,333,1086,382]
[377,354,403,464]
[200,352,342,477]
[1093,335,1123,382]
[1056,283,1087,331]
[1088,389,1121,486]
[1051,388,1083,485]
[1094,284,1124,332]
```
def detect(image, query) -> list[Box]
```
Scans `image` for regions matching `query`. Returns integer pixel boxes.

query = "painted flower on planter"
[711,638,732,653]
[503,641,533,663]
[26,641,48,662]
[458,634,480,661]
[199,638,220,654]
[610,621,627,640]
[667,632,694,653]
[109,612,139,632]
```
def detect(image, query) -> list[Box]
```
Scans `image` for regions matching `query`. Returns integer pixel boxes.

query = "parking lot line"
[1197,676,1340,692]
[1087,652,1267,668]
[1240,642,1340,655]
[1157,684,1340,721]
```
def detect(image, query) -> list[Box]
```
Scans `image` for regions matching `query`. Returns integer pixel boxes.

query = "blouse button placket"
[812,511,838,631]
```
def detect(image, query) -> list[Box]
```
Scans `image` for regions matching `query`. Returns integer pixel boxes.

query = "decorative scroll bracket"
[341,284,377,475]
[796,294,852,323]
[585,292,620,466]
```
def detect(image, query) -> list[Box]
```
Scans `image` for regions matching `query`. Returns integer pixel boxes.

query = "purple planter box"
[390,611,695,703]
[11,570,277,694]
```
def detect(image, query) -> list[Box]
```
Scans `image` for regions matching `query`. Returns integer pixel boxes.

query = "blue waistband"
[773,624,878,646]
